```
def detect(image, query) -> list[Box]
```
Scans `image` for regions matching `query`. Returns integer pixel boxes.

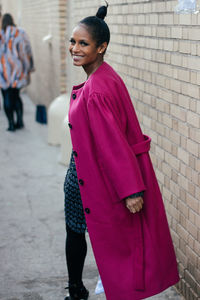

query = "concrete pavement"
[0,94,184,300]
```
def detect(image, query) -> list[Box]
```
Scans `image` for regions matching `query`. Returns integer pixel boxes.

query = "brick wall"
[68,0,200,299]
[1,0,67,106]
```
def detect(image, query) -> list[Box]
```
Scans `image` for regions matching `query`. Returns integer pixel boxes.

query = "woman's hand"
[125,196,144,214]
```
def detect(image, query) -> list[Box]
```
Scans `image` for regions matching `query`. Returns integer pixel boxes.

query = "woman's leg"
[2,88,15,131]
[66,225,87,285]
[65,225,89,299]
[13,88,24,128]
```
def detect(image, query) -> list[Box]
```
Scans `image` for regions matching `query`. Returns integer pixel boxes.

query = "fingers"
[135,197,143,211]
[126,197,144,214]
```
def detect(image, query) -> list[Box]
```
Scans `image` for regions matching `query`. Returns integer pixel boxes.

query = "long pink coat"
[68,62,179,300]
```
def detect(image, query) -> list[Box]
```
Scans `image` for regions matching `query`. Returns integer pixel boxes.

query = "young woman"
[64,3,179,300]
[0,14,34,131]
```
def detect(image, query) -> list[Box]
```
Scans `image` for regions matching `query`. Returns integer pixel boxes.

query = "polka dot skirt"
[64,152,87,234]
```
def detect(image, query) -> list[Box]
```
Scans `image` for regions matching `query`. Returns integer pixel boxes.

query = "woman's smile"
[72,54,84,62]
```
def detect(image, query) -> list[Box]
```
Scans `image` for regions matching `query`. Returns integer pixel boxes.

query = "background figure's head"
[2,13,15,31]
[79,1,110,53]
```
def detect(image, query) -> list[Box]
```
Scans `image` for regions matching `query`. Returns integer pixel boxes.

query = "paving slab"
[0,94,184,300]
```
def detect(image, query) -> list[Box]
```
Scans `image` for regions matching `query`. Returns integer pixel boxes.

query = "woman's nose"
[72,43,80,53]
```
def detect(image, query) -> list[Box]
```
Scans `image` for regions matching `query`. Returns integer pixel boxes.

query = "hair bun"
[96,1,108,20]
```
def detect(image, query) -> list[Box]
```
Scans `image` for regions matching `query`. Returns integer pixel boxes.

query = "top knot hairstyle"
[79,1,110,50]
[96,0,108,19]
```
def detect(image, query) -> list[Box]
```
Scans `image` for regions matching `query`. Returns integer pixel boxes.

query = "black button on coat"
[85,208,90,214]
[73,150,78,157]
[79,179,84,186]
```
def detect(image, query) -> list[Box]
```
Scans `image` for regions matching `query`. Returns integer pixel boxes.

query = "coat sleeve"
[18,30,34,72]
[87,92,146,202]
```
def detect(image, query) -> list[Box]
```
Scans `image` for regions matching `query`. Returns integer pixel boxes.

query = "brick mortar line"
[107,57,200,87]
[109,44,200,56]
[107,13,199,16]
[109,24,200,27]
[110,61,200,87]
[108,68,200,102]
[108,22,200,27]
[110,34,200,42]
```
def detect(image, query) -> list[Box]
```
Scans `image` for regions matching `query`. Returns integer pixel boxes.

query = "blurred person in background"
[0,13,34,131]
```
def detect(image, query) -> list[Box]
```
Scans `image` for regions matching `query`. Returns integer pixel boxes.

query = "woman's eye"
[80,41,88,46]
[69,39,75,45]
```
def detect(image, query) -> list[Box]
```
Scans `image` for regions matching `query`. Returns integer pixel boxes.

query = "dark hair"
[2,13,15,31]
[79,1,110,48]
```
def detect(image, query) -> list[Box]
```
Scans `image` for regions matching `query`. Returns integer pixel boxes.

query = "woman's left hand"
[125,196,144,214]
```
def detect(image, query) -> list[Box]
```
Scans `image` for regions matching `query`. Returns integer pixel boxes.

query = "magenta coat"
[68,62,179,300]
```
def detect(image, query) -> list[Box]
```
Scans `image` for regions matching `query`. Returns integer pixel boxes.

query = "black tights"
[1,88,23,127]
[66,225,87,284]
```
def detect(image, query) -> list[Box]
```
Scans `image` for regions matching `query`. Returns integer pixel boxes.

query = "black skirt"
[64,151,87,234]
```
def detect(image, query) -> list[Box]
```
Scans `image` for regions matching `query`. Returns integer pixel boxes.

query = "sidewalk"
[0,94,184,300]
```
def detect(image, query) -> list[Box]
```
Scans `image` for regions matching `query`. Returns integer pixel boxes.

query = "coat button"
[85,208,90,214]
[79,179,84,186]
[68,123,72,129]
[73,150,78,157]
[72,93,76,100]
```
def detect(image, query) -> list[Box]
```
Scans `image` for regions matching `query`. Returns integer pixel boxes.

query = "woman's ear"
[98,42,108,54]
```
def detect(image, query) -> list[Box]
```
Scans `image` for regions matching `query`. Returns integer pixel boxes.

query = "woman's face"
[69,24,105,69]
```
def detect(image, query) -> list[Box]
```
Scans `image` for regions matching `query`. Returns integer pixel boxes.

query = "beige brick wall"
[68,0,200,299]
[1,0,67,106]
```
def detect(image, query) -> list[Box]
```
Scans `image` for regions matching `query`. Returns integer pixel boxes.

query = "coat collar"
[72,61,108,91]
